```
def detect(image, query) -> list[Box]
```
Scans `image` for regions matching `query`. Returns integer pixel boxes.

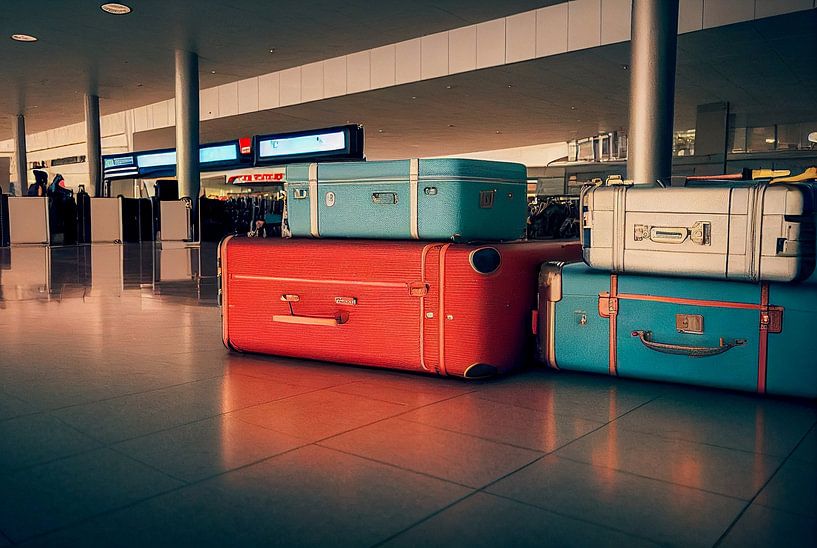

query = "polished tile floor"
[0,243,815,547]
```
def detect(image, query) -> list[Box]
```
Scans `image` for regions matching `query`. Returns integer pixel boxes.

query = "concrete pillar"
[12,114,28,195]
[627,0,679,186]
[84,94,103,196]
[174,49,200,204]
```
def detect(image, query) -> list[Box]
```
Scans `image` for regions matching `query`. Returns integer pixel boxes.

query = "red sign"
[228,172,286,184]
[239,137,252,155]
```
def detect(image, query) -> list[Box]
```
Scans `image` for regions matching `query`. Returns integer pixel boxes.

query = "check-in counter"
[8,197,50,245]
[0,194,9,247]
[159,200,192,241]
[90,198,124,243]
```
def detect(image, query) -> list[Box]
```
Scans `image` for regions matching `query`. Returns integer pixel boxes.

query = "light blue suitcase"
[284,159,528,241]
[537,262,817,398]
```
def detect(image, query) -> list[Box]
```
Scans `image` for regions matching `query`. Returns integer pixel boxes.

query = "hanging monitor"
[102,139,252,180]
[254,124,364,166]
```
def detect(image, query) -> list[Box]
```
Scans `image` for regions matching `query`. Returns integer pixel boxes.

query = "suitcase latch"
[633,221,711,245]
[293,189,308,199]
[479,190,495,209]
[372,192,397,205]
[598,294,617,318]
[676,314,704,334]
[409,282,428,297]
[280,294,300,302]
[760,307,784,334]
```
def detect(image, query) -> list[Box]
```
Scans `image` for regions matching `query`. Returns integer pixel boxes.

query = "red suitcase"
[219,237,580,378]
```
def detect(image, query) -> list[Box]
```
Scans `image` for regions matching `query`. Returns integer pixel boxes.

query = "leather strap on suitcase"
[598,276,783,393]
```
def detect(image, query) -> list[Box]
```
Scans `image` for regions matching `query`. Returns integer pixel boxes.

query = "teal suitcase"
[284,159,528,241]
[537,262,817,398]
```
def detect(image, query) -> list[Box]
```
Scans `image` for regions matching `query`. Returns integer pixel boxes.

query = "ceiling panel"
[0,0,562,137]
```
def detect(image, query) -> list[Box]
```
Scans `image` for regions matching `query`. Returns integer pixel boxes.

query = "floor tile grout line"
[9,440,316,546]
[455,390,630,425]
[106,445,191,486]
[326,386,477,406]
[313,444,479,490]
[471,393,666,495]
[395,415,559,454]
[597,423,814,459]
[1,383,349,477]
[368,491,481,548]
[305,390,482,445]
[483,491,663,545]
[551,455,754,503]
[712,422,817,547]
[472,390,667,424]
[4,388,483,543]
[107,382,353,444]
[41,372,229,412]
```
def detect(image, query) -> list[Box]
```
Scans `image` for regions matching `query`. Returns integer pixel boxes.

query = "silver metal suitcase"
[581,182,815,282]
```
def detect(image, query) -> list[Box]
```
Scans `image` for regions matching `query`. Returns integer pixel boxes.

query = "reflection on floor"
[0,243,815,547]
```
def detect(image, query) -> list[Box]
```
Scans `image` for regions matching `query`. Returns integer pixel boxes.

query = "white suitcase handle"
[633,221,711,245]
[631,330,746,357]
[273,312,349,327]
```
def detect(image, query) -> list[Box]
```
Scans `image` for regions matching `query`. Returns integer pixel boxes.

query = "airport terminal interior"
[1,1,816,546]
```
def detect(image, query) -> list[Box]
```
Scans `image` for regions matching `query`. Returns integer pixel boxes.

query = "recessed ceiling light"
[11,34,38,42]
[211,70,216,74]
[570,106,576,110]
[377,129,384,133]
[269,48,276,54]
[621,64,629,70]
[765,138,776,144]
[101,3,132,15]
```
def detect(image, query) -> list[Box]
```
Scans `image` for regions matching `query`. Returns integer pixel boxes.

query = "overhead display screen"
[136,151,176,169]
[102,140,247,180]
[200,143,239,164]
[258,130,346,158]
[254,124,364,165]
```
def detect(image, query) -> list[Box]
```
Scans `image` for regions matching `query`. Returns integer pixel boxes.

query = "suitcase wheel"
[463,363,498,379]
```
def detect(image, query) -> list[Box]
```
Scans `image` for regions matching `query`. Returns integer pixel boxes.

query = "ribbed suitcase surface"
[221,237,580,378]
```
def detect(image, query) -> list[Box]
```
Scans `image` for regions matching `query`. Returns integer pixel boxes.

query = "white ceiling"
[0,0,560,138]
[131,11,817,160]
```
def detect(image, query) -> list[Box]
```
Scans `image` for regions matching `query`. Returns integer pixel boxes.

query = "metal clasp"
[479,190,495,209]
[409,282,428,297]
[676,313,704,334]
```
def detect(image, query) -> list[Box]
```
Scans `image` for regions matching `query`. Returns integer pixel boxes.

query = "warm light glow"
[808,132,817,143]
[100,3,132,14]
[11,34,38,42]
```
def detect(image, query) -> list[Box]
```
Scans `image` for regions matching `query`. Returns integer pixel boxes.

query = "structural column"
[627,0,679,185]
[12,114,28,195]
[84,94,102,196]
[174,49,200,204]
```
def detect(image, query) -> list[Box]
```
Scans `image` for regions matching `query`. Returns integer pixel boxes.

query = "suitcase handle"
[633,221,711,245]
[631,330,746,358]
[273,313,349,327]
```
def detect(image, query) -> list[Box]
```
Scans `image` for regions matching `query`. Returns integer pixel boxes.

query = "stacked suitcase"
[536,168,817,398]
[220,158,581,378]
